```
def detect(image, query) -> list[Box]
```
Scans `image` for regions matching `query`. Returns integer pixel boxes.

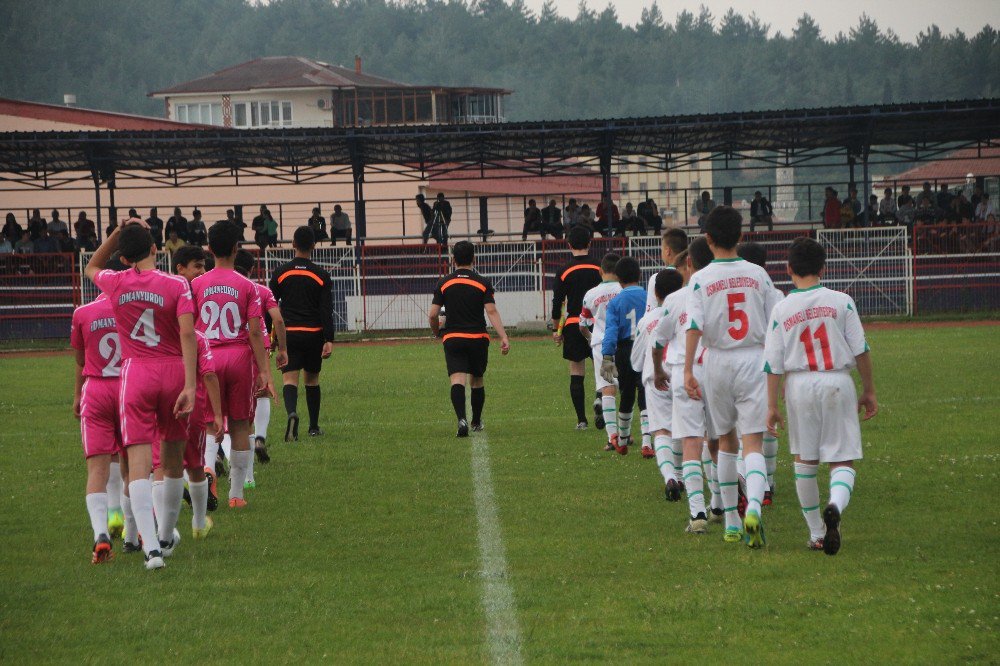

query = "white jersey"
[686,258,781,350]
[763,285,869,374]
[580,281,622,350]
[631,306,663,383]
[645,267,676,312]
[653,286,705,366]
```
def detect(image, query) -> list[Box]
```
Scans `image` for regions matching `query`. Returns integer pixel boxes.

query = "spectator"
[563,198,582,231]
[878,187,897,224]
[166,207,188,242]
[416,194,436,243]
[146,207,164,248]
[896,195,916,228]
[620,202,640,236]
[914,194,938,225]
[749,191,774,231]
[34,228,58,253]
[106,219,118,238]
[896,185,913,209]
[14,231,33,254]
[187,209,208,246]
[3,213,23,244]
[951,192,974,222]
[0,235,11,254]
[55,230,75,253]
[692,191,715,231]
[971,186,985,211]
[164,230,186,254]
[219,209,247,241]
[865,194,879,225]
[539,199,563,239]
[522,199,542,240]
[48,209,68,236]
[641,198,662,235]
[577,204,596,234]
[823,187,842,229]
[595,199,620,237]
[975,193,995,222]
[936,184,953,213]
[841,188,862,228]
[74,211,97,251]
[433,193,453,231]
[308,207,329,242]
[330,204,352,245]
[27,208,46,240]
[252,205,278,249]
[918,182,934,207]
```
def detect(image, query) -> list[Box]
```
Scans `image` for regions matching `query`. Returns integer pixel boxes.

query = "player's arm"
[550,276,565,339]
[579,305,593,343]
[267,305,288,369]
[174,313,198,418]
[248,317,275,399]
[855,351,878,420]
[766,372,785,436]
[72,346,85,419]
[203,371,223,437]
[320,275,335,359]
[484,303,510,355]
[683,328,702,400]
[651,316,672,391]
[599,301,619,383]
[428,303,442,338]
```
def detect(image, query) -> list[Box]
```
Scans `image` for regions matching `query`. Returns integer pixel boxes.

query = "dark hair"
[688,237,713,270]
[234,248,256,276]
[654,268,684,301]
[567,225,591,250]
[207,220,242,258]
[452,240,475,265]
[118,225,154,264]
[737,241,767,269]
[104,251,129,272]
[704,206,742,249]
[600,252,620,274]
[788,237,826,277]
[293,226,315,251]
[673,249,689,268]
[662,227,688,254]
[172,245,206,271]
[204,254,216,270]
[614,256,641,284]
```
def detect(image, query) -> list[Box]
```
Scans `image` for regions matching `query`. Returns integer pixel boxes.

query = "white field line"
[471,431,524,666]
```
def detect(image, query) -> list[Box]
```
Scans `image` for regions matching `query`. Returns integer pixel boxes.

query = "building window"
[639,182,648,193]
[176,103,222,126]
[659,182,667,193]
[621,183,629,194]
[232,100,293,128]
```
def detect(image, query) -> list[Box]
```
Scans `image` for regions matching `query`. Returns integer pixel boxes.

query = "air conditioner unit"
[317,98,327,109]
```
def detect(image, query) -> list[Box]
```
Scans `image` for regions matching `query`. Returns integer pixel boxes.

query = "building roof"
[881,147,1000,184]
[149,56,509,96]
[0,97,204,131]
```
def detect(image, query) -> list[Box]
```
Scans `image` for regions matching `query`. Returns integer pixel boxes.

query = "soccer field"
[1,324,998,663]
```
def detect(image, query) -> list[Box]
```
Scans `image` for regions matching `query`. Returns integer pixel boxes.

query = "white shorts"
[670,363,716,440]
[703,347,767,437]
[643,377,672,433]
[592,345,618,391]
[785,371,863,463]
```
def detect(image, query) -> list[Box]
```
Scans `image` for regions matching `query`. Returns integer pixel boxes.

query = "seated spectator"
[27,208,46,240]
[823,187,841,228]
[896,197,916,228]
[308,207,329,241]
[563,198,582,232]
[166,207,188,242]
[595,199,620,237]
[693,191,715,231]
[840,188,862,228]
[975,193,995,222]
[749,191,774,231]
[48,210,68,236]
[146,207,164,248]
[865,194,879,225]
[522,199,542,241]
[619,202,638,236]
[914,194,939,225]
[577,204,596,233]
[642,198,662,235]
[0,235,12,254]
[330,204,352,245]
[74,212,97,251]
[187,209,208,246]
[56,230,75,253]
[951,192,974,223]
[896,185,913,209]
[164,230,187,254]
[878,188,897,225]
[3,213,23,244]
[540,199,563,239]
[936,184,952,213]
[14,231,33,254]
[34,228,58,253]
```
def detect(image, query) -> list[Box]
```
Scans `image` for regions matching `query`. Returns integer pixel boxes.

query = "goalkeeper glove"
[600,355,618,384]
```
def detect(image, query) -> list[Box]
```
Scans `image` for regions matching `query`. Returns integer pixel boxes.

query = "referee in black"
[269,226,335,440]
[429,241,510,437]
[551,225,602,429]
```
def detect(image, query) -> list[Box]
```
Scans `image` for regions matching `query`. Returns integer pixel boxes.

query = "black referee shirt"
[269,258,335,341]
[432,268,495,335]
[551,255,601,322]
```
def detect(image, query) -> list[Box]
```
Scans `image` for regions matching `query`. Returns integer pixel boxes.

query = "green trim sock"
[654,434,674,483]
[640,409,650,447]
[794,462,823,539]
[763,434,778,489]
[830,467,857,513]
[717,451,741,530]
[618,412,633,440]
[602,395,618,441]
[671,439,683,483]
[682,460,706,517]
[744,452,767,516]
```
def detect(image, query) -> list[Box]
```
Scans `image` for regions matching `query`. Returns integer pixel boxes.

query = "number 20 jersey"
[192,268,262,348]
[686,258,782,350]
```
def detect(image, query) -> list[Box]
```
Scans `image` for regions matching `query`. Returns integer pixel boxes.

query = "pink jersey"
[92,268,194,359]
[192,268,262,348]
[255,282,278,349]
[70,295,121,378]
[195,330,217,424]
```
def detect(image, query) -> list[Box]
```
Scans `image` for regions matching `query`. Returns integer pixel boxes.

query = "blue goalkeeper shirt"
[602,285,647,356]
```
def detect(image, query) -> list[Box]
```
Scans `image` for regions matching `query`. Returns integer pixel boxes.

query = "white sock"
[794,462,824,539]
[736,441,746,484]
[602,396,618,441]
[121,494,138,545]
[830,467,857,513]
[106,462,123,511]
[702,443,721,511]
[682,459,706,518]
[254,397,271,441]
[247,435,256,483]
[204,433,218,472]
[127,479,159,556]
[221,434,232,461]
[189,479,208,530]
[151,480,165,529]
[671,439,683,483]
[85,492,109,541]
[654,434,675,483]
[640,409,650,447]
[744,451,767,516]
[717,451,741,530]
[619,412,633,441]
[229,449,251,500]
[158,476,185,543]
[763,434,779,490]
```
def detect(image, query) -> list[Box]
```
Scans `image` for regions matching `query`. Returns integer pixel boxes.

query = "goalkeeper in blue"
[600,256,647,455]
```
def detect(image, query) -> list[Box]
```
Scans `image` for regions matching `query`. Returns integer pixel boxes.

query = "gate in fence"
[816,227,912,316]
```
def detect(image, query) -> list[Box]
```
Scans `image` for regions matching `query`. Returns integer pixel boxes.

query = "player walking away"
[193,221,273,509]
[579,254,622,449]
[764,238,878,555]
[269,227,335,439]
[738,241,785,505]
[645,229,688,312]
[85,220,198,571]
[599,256,647,455]
[234,249,288,487]
[683,207,783,548]
[551,226,602,429]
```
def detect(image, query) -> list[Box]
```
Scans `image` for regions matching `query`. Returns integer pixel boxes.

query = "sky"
[522,0,1000,42]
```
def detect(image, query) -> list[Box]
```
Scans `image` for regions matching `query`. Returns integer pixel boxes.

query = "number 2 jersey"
[686,258,782,350]
[71,294,120,378]
[192,268,263,348]
[763,285,869,374]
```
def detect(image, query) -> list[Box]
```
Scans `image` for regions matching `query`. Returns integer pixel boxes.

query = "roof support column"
[348,136,366,249]
[861,146,871,227]
[92,170,103,242]
[599,129,614,237]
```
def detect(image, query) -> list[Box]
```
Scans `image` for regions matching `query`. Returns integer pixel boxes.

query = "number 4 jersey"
[763,285,869,374]
[686,258,782,350]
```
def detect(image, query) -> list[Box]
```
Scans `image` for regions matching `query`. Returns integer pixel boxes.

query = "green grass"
[1,325,998,663]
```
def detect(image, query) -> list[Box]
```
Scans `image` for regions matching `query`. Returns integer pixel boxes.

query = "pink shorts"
[120,356,187,447]
[214,345,256,421]
[80,377,122,458]
[184,423,206,470]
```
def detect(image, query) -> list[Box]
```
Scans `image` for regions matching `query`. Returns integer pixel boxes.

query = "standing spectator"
[841,188,862,228]
[218,209,246,241]
[74,211,97,251]
[971,186,985,211]
[540,199,563,239]
[3,213,23,244]
[166,207,188,242]
[27,208,46,240]
[14,231,33,253]
[252,205,278,249]
[936,184,953,213]
[34,228,58,253]
[105,219,118,238]
[416,194,436,244]
[823,187,842,228]
[641,198,662,235]
[692,191,715,231]
[749,191,774,231]
[522,199,542,240]
[433,193,453,236]
[55,230,75,253]
[918,182,934,208]
[48,210,68,236]
[878,187,897,224]
[896,185,913,209]
[164,230,186,254]
[146,207,164,248]
[951,192,974,222]
[595,198,620,237]
[308,207,329,242]
[975,193,995,221]
[187,209,208,246]
[620,202,640,236]
[563,198,582,232]
[330,204,352,245]
[577,204,596,234]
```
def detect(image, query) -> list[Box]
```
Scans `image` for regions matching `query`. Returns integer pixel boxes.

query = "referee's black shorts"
[443,334,490,377]
[561,322,590,362]
[285,330,325,374]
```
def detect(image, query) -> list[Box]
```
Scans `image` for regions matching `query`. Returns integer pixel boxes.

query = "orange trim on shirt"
[564,316,581,325]
[442,332,491,342]
[287,326,322,332]
[560,264,600,281]
[441,277,487,293]
[278,269,324,286]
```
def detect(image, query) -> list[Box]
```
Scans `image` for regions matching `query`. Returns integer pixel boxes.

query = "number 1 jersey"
[686,258,781,350]
[192,268,262,348]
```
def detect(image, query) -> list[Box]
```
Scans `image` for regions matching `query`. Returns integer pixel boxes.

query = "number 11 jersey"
[686,258,781,350]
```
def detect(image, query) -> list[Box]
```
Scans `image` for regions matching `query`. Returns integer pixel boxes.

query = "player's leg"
[704,354,742,541]
[824,462,856,556]
[85,453,113,563]
[123,443,164,569]
[106,453,124,540]
[703,439,723,521]
[184,422,212,538]
[592,347,607,429]
[763,432,779,504]
[681,437,707,533]
[822,371,864,556]
[443,338,470,436]
[733,353,768,548]
[302,335,325,437]
[119,453,141,552]
[157,438,187,553]
[794,455,825,549]
[253,396,271,463]
[450,372,469,436]
[227,419,252,506]
[637,385,653,457]
[283,368,301,441]
[613,344,637,452]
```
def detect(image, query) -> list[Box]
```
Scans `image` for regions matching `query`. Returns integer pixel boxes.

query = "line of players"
[554,208,878,553]
[74,218,287,569]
